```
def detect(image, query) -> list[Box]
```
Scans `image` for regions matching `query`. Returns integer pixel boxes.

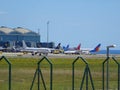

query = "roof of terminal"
[0,26,14,34]
[14,27,33,34]
[0,26,38,35]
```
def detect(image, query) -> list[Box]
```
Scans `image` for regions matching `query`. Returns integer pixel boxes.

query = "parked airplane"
[55,43,61,49]
[0,47,6,51]
[90,43,101,52]
[52,43,65,54]
[21,40,51,56]
[64,44,81,54]
[63,45,69,51]
[81,43,101,54]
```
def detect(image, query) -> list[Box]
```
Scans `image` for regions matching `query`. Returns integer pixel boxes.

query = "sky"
[0,0,120,49]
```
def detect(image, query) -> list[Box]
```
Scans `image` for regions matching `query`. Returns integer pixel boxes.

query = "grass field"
[0,56,120,90]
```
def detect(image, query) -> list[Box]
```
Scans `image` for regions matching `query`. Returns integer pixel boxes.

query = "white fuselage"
[64,50,80,54]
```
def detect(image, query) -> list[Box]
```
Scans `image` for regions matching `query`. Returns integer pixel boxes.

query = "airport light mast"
[47,21,49,48]
[38,28,41,42]
[106,44,116,90]
[106,44,116,57]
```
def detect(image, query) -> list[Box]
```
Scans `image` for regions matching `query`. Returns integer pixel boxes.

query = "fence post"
[72,56,94,90]
[0,56,11,90]
[102,57,120,90]
[30,56,53,90]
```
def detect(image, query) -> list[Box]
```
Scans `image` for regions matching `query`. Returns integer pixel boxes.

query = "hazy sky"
[0,0,120,49]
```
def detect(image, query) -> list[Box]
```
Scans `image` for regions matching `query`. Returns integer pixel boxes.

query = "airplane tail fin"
[22,40,27,49]
[55,43,61,49]
[90,43,101,52]
[63,44,69,51]
[76,44,81,50]
[66,45,69,49]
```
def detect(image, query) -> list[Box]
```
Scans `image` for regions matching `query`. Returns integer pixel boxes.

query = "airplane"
[52,43,65,54]
[81,43,101,54]
[63,45,69,51]
[55,43,61,49]
[0,47,6,51]
[0,46,13,52]
[64,44,81,54]
[21,40,51,56]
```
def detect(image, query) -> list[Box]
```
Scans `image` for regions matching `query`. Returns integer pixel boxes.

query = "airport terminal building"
[0,26,54,50]
[0,26,40,42]
[0,26,41,49]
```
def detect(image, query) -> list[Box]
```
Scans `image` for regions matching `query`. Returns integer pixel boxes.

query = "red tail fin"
[76,44,81,50]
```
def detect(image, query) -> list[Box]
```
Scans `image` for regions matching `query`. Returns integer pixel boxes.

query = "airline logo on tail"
[90,44,101,52]
[63,45,69,51]
[75,44,81,50]
[55,43,61,49]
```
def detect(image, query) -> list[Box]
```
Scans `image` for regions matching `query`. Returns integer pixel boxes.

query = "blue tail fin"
[90,44,101,52]
[63,45,69,51]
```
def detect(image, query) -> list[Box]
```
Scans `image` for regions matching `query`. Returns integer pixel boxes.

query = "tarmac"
[0,52,120,59]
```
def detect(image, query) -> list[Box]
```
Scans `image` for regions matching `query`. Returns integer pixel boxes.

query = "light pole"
[47,21,49,48]
[38,28,41,42]
[106,44,116,90]
[106,45,116,57]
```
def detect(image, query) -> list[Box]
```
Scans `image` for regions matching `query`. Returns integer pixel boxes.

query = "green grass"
[0,56,120,90]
